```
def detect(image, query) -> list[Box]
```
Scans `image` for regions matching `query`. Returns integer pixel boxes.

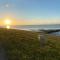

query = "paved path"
[0,44,8,60]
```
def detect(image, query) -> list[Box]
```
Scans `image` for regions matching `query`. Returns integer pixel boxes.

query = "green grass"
[0,28,60,60]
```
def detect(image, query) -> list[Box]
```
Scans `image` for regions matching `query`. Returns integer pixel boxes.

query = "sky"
[0,0,60,25]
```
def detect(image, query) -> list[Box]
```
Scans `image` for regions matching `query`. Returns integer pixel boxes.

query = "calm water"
[12,24,60,36]
[12,25,60,31]
[12,24,60,31]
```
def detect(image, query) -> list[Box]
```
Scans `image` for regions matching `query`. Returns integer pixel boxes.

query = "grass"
[0,28,60,60]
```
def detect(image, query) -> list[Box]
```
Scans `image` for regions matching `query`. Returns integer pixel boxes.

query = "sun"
[4,19,11,25]
[4,19,12,29]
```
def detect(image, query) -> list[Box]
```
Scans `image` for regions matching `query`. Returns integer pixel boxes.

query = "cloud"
[0,3,15,8]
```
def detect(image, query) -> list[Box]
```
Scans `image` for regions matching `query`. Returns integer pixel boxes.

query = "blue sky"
[0,0,60,25]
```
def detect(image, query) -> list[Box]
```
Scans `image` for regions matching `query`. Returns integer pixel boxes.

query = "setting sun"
[4,19,12,29]
[4,19,11,25]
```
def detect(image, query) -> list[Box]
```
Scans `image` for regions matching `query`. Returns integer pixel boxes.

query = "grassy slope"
[0,28,60,60]
[0,28,39,60]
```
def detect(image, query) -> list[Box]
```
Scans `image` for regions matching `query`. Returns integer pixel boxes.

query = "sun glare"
[6,25,10,29]
[4,19,11,25]
[4,19,12,29]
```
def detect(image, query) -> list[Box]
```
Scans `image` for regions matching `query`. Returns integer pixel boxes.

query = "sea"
[12,24,60,36]
[12,24,60,31]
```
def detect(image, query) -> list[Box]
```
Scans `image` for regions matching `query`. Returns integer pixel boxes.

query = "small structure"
[38,31,46,47]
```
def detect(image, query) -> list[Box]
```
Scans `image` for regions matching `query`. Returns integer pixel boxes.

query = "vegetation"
[0,28,60,60]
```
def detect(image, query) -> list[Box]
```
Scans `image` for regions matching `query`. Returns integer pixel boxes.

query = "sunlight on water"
[6,25,10,29]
